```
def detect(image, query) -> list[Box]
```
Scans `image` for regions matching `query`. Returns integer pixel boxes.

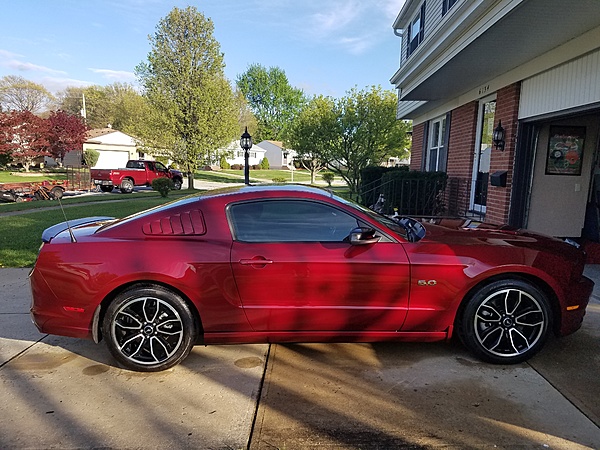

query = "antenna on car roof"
[57,196,77,243]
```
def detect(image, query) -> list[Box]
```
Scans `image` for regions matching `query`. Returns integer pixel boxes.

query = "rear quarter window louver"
[142,210,206,236]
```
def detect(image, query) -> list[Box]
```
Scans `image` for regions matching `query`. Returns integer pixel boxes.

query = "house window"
[442,0,459,16]
[426,115,447,172]
[407,2,426,57]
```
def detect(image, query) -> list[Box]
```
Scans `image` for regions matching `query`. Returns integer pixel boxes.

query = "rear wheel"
[103,285,198,371]
[120,178,134,194]
[50,186,64,199]
[100,185,113,193]
[458,279,551,364]
[173,178,182,190]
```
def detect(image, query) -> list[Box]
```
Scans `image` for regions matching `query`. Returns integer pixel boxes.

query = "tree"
[326,86,411,197]
[284,95,336,184]
[237,64,306,141]
[47,110,88,166]
[0,110,50,171]
[286,86,411,197]
[55,83,148,131]
[0,75,54,113]
[135,6,238,188]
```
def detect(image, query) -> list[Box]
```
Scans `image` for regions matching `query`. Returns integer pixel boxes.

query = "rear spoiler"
[42,216,115,243]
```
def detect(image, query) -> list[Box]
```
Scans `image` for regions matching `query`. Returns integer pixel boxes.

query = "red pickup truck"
[91,160,184,193]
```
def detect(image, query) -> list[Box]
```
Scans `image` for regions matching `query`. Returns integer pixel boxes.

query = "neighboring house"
[84,128,152,169]
[218,140,267,167]
[390,0,600,240]
[259,140,296,169]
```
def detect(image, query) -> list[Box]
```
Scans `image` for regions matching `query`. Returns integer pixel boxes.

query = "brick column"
[486,82,521,224]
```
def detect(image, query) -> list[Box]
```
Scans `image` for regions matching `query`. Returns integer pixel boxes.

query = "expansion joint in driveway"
[247,343,272,450]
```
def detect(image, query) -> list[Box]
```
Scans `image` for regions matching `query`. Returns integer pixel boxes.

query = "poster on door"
[546,126,586,176]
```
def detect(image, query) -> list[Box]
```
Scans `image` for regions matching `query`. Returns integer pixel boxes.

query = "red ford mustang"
[30,185,593,371]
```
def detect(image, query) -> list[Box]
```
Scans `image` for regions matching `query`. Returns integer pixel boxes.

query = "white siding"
[520,49,600,119]
[401,0,444,65]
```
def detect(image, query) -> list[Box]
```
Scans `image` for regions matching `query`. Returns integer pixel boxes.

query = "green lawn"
[0,171,67,184]
[0,196,182,268]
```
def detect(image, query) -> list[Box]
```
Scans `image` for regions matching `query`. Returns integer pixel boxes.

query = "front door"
[470,97,496,215]
[228,199,410,332]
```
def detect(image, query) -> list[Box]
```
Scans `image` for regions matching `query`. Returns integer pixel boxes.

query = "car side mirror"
[349,227,381,245]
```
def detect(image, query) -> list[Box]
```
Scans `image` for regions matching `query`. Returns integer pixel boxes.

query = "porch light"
[240,126,253,185]
[492,120,506,151]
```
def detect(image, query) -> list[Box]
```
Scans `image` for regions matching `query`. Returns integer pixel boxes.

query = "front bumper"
[559,275,594,336]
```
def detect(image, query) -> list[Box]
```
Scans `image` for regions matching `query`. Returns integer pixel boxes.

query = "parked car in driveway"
[91,159,183,193]
[29,185,593,371]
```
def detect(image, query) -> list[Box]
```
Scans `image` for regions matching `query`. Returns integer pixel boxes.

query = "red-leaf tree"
[0,110,50,171]
[47,110,88,166]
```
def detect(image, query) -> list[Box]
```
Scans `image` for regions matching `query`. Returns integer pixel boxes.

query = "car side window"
[230,200,360,242]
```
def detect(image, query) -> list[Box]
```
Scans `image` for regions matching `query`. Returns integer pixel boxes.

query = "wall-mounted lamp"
[492,120,505,151]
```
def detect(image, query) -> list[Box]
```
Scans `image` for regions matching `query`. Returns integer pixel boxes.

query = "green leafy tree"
[55,83,148,131]
[135,6,238,188]
[287,86,411,197]
[284,95,336,184]
[236,64,305,141]
[0,75,54,113]
[328,86,411,197]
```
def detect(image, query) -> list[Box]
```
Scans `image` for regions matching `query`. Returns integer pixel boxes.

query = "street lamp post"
[240,127,253,185]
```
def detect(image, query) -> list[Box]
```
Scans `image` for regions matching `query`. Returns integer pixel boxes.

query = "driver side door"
[228,199,410,332]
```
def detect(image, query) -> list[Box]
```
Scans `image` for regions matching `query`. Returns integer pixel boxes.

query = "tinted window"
[230,200,360,242]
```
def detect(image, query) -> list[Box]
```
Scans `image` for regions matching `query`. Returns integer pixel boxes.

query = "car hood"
[420,218,580,256]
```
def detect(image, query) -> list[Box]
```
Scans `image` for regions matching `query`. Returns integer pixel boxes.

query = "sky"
[0,0,406,99]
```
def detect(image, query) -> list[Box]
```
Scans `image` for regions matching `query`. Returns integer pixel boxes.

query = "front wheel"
[458,279,552,364]
[103,285,198,371]
[120,178,134,194]
[173,178,182,190]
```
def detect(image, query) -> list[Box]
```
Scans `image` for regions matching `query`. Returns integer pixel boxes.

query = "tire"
[50,186,64,199]
[102,285,198,371]
[173,178,182,190]
[120,178,134,194]
[100,185,113,193]
[458,279,551,364]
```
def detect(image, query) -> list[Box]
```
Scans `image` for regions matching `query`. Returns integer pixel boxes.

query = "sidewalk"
[1,268,599,449]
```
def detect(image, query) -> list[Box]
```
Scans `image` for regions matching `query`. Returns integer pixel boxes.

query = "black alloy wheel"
[103,285,197,371]
[458,279,551,364]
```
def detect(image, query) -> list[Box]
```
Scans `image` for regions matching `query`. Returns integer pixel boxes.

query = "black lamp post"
[240,126,253,185]
[492,120,506,151]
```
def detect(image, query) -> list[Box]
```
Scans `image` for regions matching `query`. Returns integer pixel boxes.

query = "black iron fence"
[359,175,487,220]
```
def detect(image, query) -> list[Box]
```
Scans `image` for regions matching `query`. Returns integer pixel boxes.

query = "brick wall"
[486,82,521,224]
[447,102,478,178]
[409,122,425,170]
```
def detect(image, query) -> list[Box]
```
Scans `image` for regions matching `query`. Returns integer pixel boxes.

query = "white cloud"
[0,49,66,75]
[88,68,136,82]
[40,76,94,93]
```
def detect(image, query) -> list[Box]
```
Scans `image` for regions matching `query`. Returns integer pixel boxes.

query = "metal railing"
[359,176,487,220]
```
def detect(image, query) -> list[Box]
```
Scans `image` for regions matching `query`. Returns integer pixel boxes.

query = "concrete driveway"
[1,267,599,449]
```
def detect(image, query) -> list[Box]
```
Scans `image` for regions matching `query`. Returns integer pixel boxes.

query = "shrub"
[231,164,243,170]
[321,172,335,186]
[272,177,286,183]
[83,149,100,167]
[260,157,270,170]
[151,177,175,198]
[220,155,231,170]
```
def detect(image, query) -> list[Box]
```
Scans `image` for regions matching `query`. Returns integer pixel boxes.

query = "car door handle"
[239,257,273,267]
